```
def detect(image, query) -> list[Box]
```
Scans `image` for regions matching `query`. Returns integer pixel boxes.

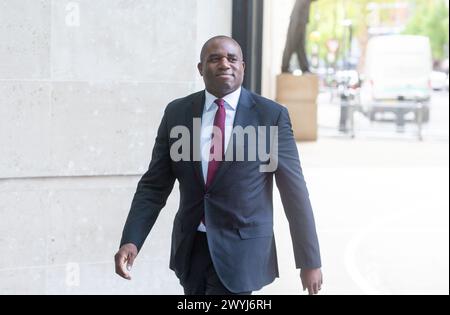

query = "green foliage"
[306,0,449,64]
[403,0,449,60]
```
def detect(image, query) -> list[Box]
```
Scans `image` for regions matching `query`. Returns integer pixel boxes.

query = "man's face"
[197,38,245,98]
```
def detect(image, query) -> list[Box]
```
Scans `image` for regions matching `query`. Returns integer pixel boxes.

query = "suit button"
[204,193,210,199]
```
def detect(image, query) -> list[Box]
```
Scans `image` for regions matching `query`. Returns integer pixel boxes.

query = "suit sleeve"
[274,107,321,269]
[120,109,176,251]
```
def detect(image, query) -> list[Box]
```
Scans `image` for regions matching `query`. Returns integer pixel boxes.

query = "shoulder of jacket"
[247,90,286,114]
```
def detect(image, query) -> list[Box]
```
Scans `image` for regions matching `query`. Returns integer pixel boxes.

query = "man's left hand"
[300,268,323,295]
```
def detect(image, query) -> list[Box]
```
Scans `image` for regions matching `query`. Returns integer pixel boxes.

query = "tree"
[307,0,398,67]
[306,0,449,68]
[403,0,449,61]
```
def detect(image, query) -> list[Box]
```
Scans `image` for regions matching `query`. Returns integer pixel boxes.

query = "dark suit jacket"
[120,87,321,293]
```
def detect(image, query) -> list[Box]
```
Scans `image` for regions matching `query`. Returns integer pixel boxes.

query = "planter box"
[276,73,319,141]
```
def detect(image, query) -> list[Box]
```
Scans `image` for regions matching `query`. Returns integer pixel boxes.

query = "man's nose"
[218,57,231,69]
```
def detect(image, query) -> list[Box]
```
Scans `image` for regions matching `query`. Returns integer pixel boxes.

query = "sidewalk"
[257,137,449,294]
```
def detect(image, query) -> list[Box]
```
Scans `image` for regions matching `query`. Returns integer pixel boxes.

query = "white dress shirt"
[197,87,241,232]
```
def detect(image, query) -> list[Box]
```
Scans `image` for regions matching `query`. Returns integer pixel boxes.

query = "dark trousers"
[183,232,252,295]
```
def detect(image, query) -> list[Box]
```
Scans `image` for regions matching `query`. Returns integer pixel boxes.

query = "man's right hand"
[114,243,138,280]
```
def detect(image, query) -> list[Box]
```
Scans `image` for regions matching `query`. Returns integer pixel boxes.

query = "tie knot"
[214,98,225,108]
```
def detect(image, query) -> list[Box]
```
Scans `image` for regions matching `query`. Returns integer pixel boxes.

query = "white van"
[360,35,432,122]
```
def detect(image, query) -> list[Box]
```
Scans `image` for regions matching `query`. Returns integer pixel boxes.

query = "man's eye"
[228,57,238,63]
[209,57,220,63]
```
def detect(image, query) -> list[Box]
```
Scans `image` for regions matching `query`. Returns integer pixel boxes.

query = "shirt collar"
[204,87,241,112]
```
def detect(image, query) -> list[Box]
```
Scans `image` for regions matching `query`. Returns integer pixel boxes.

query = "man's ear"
[242,61,246,71]
[197,62,203,76]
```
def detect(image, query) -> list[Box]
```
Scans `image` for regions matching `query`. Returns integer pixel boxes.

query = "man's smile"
[216,73,234,78]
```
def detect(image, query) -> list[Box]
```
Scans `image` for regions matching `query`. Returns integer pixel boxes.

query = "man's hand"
[300,268,323,295]
[114,243,138,280]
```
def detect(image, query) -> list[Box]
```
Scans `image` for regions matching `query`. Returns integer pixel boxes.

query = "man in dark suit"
[115,36,322,295]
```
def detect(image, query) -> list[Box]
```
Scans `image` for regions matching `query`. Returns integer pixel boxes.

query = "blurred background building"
[0,0,448,294]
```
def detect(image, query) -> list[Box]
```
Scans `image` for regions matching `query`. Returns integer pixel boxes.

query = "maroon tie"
[206,98,226,188]
[202,98,226,225]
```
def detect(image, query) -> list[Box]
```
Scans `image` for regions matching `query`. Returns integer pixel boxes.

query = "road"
[317,89,449,141]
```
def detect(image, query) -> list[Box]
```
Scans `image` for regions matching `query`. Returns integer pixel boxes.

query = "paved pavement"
[256,90,449,295]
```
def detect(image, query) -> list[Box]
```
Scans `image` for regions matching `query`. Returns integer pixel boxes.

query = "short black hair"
[199,35,243,62]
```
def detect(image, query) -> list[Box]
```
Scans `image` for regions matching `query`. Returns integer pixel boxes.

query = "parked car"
[360,35,432,123]
[429,70,448,91]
